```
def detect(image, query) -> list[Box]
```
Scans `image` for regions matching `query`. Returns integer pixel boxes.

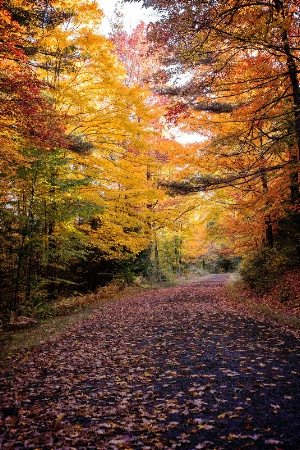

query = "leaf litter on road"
[1,275,299,449]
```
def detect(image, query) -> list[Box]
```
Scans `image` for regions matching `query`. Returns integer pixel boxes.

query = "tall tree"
[0,0,74,316]
[126,0,299,193]
[125,0,300,258]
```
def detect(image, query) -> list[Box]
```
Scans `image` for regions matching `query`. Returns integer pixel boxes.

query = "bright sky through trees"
[97,1,203,144]
[98,0,156,34]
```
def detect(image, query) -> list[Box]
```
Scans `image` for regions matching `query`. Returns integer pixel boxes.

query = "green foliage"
[204,256,241,274]
[146,234,184,282]
[241,211,300,292]
[0,146,103,318]
[240,247,290,292]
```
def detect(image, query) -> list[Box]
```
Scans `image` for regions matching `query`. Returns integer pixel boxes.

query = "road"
[1,279,299,449]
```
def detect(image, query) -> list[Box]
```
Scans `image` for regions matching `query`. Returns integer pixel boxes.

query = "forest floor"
[1,274,300,449]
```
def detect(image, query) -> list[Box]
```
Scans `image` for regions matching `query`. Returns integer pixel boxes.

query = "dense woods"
[0,0,299,323]
[125,0,300,288]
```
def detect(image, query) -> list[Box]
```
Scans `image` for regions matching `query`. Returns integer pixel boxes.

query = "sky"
[97,1,204,145]
[97,0,157,35]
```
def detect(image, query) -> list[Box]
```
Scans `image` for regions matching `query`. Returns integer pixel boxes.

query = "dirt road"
[1,278,299,449]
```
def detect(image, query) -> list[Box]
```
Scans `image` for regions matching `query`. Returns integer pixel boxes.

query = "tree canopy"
[1,0,299,321]
[125,0,300,262]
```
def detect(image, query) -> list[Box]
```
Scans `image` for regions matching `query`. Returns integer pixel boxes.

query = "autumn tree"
[27,0,194,286]
[108,10,212,280]
[124,0,300,281]
[0,0,76,317]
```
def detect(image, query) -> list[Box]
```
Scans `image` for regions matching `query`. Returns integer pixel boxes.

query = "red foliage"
[0,2,67,152]
[164,102,190,124]
[266,270,300,306]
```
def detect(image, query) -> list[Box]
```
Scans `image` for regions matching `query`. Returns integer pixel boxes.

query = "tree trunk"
[265,215,274,248]
[278,1,300,202]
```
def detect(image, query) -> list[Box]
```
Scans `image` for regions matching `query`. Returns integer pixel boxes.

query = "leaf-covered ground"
[1,275,299,449]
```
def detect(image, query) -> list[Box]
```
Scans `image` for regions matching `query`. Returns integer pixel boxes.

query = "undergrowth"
[226,273,300,332]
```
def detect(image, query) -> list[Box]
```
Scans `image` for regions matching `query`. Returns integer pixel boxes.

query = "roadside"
[225,275,300,338]
[1,272,299,364]
[0,284,144,363]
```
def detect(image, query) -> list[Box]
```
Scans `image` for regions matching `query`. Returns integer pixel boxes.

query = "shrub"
[240,247,289,292]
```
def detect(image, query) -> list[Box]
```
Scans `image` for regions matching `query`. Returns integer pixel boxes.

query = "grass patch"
[0,283,145,365]
[0,309,91,364]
